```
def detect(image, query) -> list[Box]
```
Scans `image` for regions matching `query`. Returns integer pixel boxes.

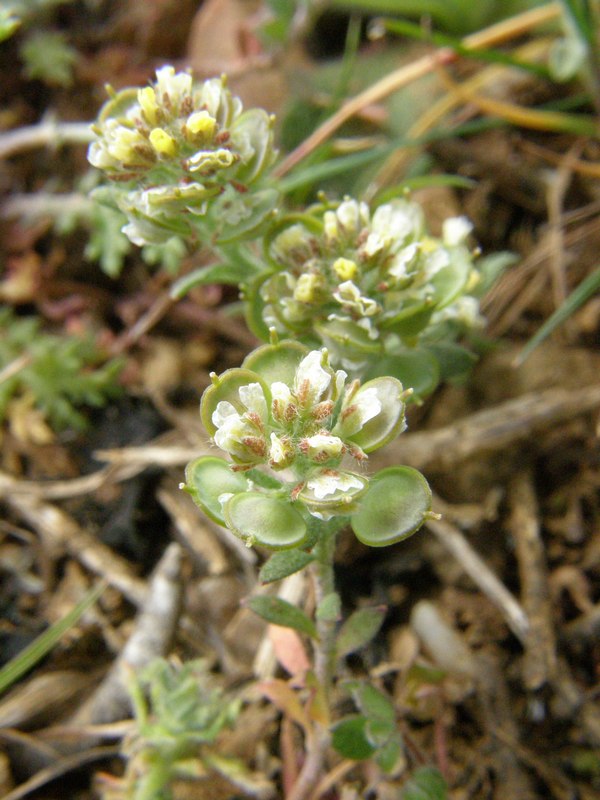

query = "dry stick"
[109,292,176,356]
[545,142,583,312]
[0,120,93,160]
[381,383,600,473]
[274,3,561,177]
[507,469,558,690]
[365,36,552,201]
[1,746,121,800]
[2,484,147,607]
[426,511,530,644]
[72,543,184,725]
[0,192,92,220]
[483,215,600,333]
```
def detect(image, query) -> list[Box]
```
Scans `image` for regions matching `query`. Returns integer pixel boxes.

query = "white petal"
[306,470,364,500]
[443,216,472,246]
[212,400,238,429]
[238,382,267,418]
[294,351,331,402]
[269,432,287,464]
[270,381,292,406]
[305,433,344,458]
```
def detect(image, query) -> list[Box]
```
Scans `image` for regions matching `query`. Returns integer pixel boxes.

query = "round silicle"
[223,492,309,549]
[185,456,248,525]
[351,466,432,546]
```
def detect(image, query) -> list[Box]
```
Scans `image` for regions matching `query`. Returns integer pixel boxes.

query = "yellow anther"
[332,257,358,281]
[138,87,159,126]
[149,128,178,157]
[294,274,321,304]
[186,110,217,139]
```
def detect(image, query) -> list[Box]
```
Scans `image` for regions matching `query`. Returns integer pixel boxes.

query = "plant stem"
[287,520,342,800]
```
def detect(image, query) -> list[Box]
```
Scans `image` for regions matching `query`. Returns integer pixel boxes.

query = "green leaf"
[224,493,309,549]
[430,249,471,309]
[345,680,396,727]
[316,592,341,622]
[0,582,105,695]
[376,734,404,774]
[402,766,447,800]
[336,606,386,658]
[259,550,315,584]
[20,30,77,87]
[351,467,432,547]
[247,596,318,639]
[331,715,377,760]
[0,9,20,42]
[366,351,440,401]
[426,342,477,382]
[184,456,248,525]
[214,188,279,244]
[170,261,248,298]
[472,251,517,297]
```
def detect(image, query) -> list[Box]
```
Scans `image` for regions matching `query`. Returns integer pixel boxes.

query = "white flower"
[269,432,287,465]
[342,386,381,436]
[218,492,234,507]
[306,470,365,500]
[303,433,344,459]
[238,382,267,420]
[187,148,235,172]
[371,200,421,247]
[336,198,369,234]
[271,381,292,407]
[154,65,193,110]
[294,350,331,406]
[213,406,246,453]
[443,216,472,246]
[422,247,450,279]
[388,242,419,280]
[323,209,339,244]
[333,280,379,317]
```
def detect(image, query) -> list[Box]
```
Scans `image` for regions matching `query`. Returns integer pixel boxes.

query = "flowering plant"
[89,66,277,246]
[244,196,483,395]
[86,64,490,800]
[185,337,433,549]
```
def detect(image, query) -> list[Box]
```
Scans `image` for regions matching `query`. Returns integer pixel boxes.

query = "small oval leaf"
[336,606,386,659]
[259,550,315,584]
[247,596,317,639]
[331,715,377,760]
[351,467,432,547]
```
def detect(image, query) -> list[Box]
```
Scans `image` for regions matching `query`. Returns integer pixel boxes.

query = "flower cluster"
[88,66,277,245]
[185,339,432,549]
[246,197,482,375]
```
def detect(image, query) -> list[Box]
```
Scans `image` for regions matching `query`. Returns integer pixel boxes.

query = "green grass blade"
[381,17,551,78]
[517,267,600,364]
[0,581,106,695]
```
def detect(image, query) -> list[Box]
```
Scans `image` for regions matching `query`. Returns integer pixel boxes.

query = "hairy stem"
[287,520,343,800]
